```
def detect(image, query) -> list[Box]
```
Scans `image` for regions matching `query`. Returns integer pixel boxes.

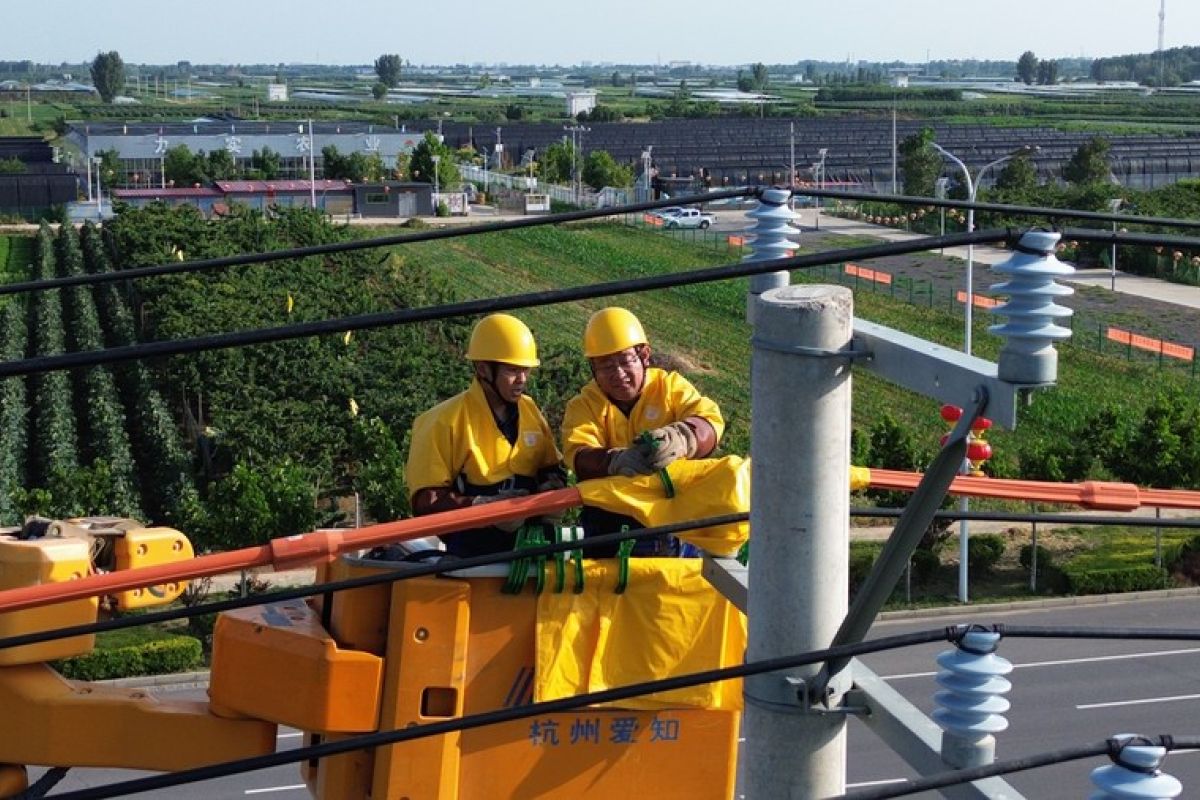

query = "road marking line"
[847,778,908,788]
[884,646,1200,680]
[1077,693,1200,710]
[244,785,307,795]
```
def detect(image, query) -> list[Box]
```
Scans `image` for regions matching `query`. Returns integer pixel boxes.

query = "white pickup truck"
[664,208,715,229]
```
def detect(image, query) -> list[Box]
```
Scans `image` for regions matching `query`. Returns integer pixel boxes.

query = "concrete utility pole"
[744,284,852,798]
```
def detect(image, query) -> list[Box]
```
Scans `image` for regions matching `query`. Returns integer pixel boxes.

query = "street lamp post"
[563,124,589,205]
[931,143,1037,355]
[641,146,653,203]
[91,156,103,220]
[815,147,828,229]
[1108,198,1124,291]
[931,142,1037,604]
[431,154,441,210]
[789,123,795,210]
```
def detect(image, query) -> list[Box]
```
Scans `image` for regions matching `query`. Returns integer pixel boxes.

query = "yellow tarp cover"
[576,455,751,557]
[535,559,747,711]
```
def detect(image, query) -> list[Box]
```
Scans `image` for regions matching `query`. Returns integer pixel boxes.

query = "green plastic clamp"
[636,430,676,498]
[615,528,635,595]
[553,525,567,594]
[503,526,532,594]
[571,526,585,594]
[530,525,548,595]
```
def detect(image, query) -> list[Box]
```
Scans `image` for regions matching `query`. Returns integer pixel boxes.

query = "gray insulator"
[1089,735,1182,799]
[988,229,1075,385]
[745,188,800,300]
[931,630,1013,742]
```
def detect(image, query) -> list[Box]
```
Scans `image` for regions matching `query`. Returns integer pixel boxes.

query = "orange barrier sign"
[844,263,892,285]
[956,290,1002,309]
[1107,326,1194,362]
[726,235,746,247]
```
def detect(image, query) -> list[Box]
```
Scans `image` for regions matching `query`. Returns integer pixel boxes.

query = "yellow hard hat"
[466,313,540,367]
[583,307,647,358]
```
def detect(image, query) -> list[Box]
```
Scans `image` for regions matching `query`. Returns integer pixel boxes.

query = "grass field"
[371,222,1197,476]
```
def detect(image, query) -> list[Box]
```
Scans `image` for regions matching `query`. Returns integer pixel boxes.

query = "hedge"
[54,635,203,681]
[967,534,1006,574]
[1062,564,1170,595]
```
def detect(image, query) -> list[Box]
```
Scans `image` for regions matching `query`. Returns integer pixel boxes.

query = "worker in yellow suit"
[406,313,566,558]
[562,307,724,556]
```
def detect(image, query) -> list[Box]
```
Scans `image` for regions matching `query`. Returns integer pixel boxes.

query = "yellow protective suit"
[405,378,561,499]
[561,368,725,472]
[536,559,746,711]
[577,456,751,557]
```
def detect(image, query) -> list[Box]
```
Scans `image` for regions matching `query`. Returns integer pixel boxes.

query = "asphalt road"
[848,595,1200,798]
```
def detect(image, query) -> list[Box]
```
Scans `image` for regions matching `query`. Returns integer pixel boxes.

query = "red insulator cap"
[967,441,993,462]
[940,404,963,422]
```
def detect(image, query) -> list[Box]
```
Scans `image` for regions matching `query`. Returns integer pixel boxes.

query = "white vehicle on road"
[664,208,715,229]
[650,206,683,219]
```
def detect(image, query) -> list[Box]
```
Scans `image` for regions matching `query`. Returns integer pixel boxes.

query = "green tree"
[90,51,125,103]
[581,150,633,190]
[995,152,1038,192]
[1016,50,1038,85]
[751,62,769,90]
[407,131,460,189]
[580,104,622,123]
[372,82,389,101]
[96,149,122,187]
[1063,136,1112,185]
[736,72,754,93]
[374,54,403,88]
[162,144,205,186]
[505,103,525,121]
[249,147,281,179]
[206,148,238,181]
[1037,59,1059,85]
[899,128,942,197]
[539,139,576,185]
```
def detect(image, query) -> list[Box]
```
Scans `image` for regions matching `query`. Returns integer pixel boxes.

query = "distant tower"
[1158,0,1166,86]
[1158,0,1166,53]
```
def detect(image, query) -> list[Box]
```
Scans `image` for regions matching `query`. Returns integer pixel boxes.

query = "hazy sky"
[9,0,1196,67]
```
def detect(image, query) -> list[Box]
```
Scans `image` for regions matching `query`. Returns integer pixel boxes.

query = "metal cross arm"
[815,385,988,695]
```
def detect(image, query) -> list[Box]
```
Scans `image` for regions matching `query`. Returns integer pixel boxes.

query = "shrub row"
[54,635,203,682]
[1062,564,1170,595]
[56,225,142,518]
[0,299,28,524]
[30,224,80,510]
[82,223,199,526]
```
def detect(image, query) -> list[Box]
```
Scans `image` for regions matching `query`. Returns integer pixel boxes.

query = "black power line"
[842,734,1200,799]
[36,626,960,800]
[0,228,1005,378]
[853,506,1200,528]
[0,188,753,298]
[8,502,1199,653]
[43,625,1200,800]
[0,513,747,652]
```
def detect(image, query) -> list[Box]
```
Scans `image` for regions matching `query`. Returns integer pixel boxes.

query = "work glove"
[607,446,657,478]
[537,474,567,493]
[536,473,568,525]
[472,489,529,533]
[645,422,698,470]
